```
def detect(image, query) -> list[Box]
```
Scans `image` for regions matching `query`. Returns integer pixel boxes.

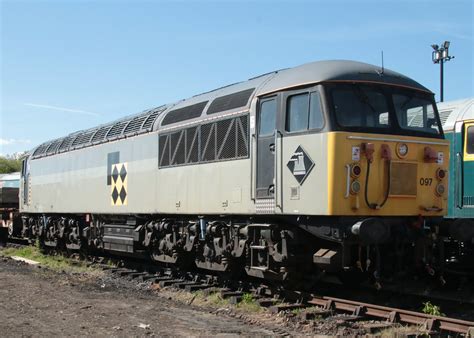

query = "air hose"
[364,158,391,209]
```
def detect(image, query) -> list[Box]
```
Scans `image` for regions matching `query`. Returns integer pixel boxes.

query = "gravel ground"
[0,258,275,336]
[0,256,442,337]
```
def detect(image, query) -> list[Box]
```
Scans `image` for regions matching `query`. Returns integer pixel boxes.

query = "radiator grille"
[158,114,249,168]
[390,162,417,196]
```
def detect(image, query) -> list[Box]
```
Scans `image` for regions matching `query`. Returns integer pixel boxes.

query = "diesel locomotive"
[17,60,452,285]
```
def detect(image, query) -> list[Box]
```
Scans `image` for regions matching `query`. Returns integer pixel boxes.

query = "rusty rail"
[308,296,474,335]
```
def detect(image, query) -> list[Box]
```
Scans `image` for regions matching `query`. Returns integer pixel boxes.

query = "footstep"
[112,326,122,330]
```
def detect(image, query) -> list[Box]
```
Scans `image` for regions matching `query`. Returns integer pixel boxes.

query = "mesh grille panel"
[201,123,216,162]
[217,118,236,160]
[33,143,49,157]
[236,115,249,157]
[207,88,255,114]
[46,140,62,154]
[186,126,200,164]
[72,131,94,147]
[142,110,161,130]
[159,114,249,168]
[161,101,208,126]
[124,116,147,135]
[58,136,75,152]
[171,130,186,165]
[107,121,127,138]
[159,134,170,167]
[91,126,111,143]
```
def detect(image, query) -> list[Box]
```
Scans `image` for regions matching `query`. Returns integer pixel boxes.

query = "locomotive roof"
[437,97,474,132]
[30,60,431,159]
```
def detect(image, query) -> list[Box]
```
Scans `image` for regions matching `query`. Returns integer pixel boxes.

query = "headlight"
[396,143,409,158]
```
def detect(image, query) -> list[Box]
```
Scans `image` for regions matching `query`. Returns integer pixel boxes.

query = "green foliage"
[0,244,96,273]
[237,293,261,313]
[422,301,444,316]
[0,157,22,174]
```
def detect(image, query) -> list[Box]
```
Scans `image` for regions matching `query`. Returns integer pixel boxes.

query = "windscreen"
[329,83,442,138]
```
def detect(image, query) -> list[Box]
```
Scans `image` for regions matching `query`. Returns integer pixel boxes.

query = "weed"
[422,301,445,317]
[237,293,261,313]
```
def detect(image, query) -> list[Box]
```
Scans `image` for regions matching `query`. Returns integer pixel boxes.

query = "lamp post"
[431,41,454,102]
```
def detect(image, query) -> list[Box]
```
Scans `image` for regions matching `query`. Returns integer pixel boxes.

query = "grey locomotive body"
[19,60,451,283]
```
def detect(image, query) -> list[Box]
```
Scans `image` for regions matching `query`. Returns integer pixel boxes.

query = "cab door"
[255,96,279,201]
[462,121,474,207]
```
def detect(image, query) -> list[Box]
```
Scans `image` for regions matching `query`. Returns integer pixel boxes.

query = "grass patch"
[0,244,97,274]
[236,293,262,313]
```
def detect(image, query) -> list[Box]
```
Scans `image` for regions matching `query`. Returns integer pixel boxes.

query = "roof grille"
[46,140,62,154]
[124,116,148,135]
[58,136,76,152]
[107,121,128,139]
[32,143,50,157]
[72,131,94,147]
[207,88,255,114]
[439,110,452,126]
[91,126,112,143]
[142,109,163,130]
[161,101,208,126]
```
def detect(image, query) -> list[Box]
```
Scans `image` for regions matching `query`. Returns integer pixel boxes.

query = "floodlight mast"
[431,41,454,102]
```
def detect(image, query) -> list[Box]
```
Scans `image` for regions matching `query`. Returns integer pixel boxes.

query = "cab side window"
[467,126,474,154]
[286,91,324,132]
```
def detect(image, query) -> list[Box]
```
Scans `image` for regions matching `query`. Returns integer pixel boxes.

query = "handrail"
[456,152,463,209]
[275,130,283,211]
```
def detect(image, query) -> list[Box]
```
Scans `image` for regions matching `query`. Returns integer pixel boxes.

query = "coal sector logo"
[110,162,128,206]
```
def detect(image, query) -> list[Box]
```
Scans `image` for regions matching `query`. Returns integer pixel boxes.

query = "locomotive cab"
[251,73,450,283]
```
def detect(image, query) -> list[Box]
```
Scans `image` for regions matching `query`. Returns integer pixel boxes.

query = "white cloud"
[0,138,31,146]
[24,103,101,117]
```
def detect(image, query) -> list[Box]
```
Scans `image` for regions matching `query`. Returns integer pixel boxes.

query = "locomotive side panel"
[280,133,329,215]
[22,133,159,214]
[156,158,252,215]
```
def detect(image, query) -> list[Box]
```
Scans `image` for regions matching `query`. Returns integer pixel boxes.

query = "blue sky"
[1,0,473,155]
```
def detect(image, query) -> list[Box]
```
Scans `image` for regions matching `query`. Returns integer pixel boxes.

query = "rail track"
[3,240,474,336]
[97,258,474,336]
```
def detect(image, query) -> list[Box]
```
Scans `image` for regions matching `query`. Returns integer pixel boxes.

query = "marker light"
[351,164,361,178]
[396,143,409,158]
[435,183,446,196]
[436,168,446,180]
[351,180,361,194]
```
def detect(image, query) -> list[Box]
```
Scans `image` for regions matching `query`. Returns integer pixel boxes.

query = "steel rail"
[308,296,474,335]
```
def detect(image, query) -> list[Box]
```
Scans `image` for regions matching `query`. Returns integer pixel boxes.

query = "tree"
[0,156,22,174]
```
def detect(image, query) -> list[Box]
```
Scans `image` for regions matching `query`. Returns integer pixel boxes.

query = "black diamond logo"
[111,187,119,204]
[119,186,127,204]
[286,146,315,185]
[119,164,127,182]
[112,166,119,183]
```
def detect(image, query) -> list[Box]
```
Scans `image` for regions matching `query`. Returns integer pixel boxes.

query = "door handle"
[269,143,275,152]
